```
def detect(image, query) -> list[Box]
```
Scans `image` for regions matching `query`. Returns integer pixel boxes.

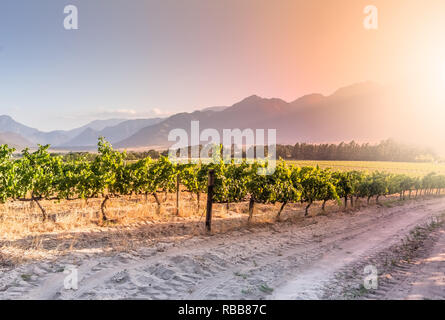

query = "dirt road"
[359,225,445,300]
[1,198,444,300]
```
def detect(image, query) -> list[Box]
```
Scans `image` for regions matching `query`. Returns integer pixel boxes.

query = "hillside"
[61,118,163,147]
[1,81,441,153]
[116,82,398,149]
[0,115,126,146]
[0,132,34,149]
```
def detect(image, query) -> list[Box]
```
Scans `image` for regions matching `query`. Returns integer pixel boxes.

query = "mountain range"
[115,81,397,149]
[0,115,163,150]
[0,81,441,153]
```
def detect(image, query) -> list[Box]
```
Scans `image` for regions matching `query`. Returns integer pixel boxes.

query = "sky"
[1,0,445,131]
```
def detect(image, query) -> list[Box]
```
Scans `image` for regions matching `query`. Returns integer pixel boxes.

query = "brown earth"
[0,197,444,300]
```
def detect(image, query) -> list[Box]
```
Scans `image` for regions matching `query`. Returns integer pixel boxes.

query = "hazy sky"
[1,0,445,131]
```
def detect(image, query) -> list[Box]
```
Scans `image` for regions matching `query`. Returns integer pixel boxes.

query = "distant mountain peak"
[1,81,401,151]
[331,81,382,98]
[224,95,288,115]
[291,93,326,106]
[240,94,263,103]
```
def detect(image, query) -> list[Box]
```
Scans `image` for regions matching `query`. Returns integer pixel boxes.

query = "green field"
[285,160,445,176]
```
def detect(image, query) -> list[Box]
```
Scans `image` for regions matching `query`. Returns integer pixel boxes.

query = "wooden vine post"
[176,174,180,215]
[205,169,215,232]
[247,196,255,222]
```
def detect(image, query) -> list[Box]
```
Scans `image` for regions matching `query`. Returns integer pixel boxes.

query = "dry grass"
[0,191,422,266]
[286,160,445,176]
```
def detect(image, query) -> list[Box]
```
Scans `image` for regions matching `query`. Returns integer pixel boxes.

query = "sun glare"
[440,62,445,85]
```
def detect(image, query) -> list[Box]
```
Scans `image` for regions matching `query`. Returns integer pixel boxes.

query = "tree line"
[56,139,439,163]
[275,139,438,162]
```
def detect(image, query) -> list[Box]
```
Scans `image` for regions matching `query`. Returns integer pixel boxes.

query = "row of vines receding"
[1,138,445,223]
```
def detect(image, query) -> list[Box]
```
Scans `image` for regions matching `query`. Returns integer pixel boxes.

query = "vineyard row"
[1,138,445,225]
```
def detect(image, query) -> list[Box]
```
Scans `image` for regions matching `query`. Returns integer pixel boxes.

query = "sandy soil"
[373,226,445,300]
[0,198,444,300]
[330,224,445,300]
